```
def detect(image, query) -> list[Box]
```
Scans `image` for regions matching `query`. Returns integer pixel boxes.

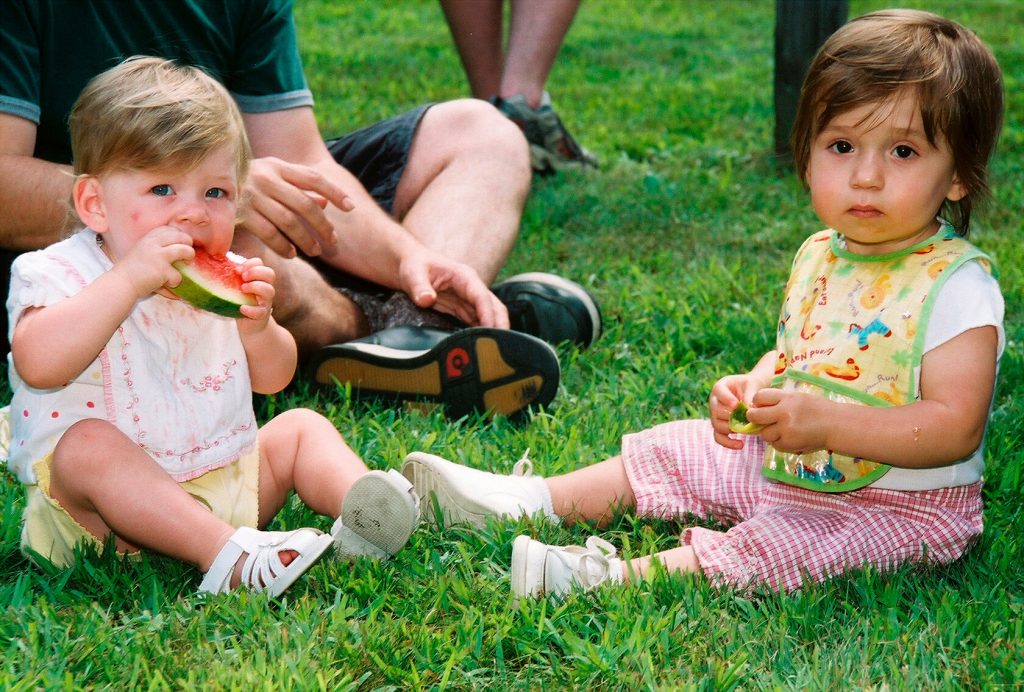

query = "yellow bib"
[762,225,993,492]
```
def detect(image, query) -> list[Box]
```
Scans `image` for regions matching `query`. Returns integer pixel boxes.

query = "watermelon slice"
[729,401,764,434]
[168,250,257,317]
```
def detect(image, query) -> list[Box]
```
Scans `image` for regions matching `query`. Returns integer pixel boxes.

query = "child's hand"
[235,257,276,323]
[110,226,194,299]
[232,256,297,394]
[748,389,830,454]
[709,374,760,449]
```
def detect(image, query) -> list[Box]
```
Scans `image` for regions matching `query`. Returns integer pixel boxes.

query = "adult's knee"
[424,99,531,176]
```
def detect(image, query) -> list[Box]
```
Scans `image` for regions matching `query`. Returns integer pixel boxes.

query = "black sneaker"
[492,272,602,349]
[307,326,560,421]
[492,92,598,175]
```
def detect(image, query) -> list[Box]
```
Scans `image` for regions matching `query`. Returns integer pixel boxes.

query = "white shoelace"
[511,448,534,477]
[574,536,619,589]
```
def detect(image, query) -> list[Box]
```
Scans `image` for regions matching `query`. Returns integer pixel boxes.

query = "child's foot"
[401,451,556,527]
[199,526,334,598]
[332,469,421,559]
[511,535,623,599]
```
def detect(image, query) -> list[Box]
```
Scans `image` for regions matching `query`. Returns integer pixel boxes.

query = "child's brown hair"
[70,56,250,184]
[791,9,1003,236]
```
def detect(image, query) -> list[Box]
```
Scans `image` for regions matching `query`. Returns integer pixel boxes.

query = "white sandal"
[198,526,333,598]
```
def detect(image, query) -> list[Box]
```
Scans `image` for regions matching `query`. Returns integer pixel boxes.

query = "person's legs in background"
[440,0,597,173]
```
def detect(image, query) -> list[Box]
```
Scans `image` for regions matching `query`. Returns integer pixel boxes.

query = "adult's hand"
[240,156,355,260]
[399,247,510,329]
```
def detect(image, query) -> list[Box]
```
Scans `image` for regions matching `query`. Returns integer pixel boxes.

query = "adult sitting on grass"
[0,0,601,420]
[402,9,1006,596]
[9,57,421,597]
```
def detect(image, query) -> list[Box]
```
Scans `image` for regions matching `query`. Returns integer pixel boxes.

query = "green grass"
[2,0,1022,688]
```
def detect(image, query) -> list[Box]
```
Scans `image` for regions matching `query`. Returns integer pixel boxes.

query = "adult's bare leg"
[392,99,530,284]
[439,0,505,100]
[502,0,582,106]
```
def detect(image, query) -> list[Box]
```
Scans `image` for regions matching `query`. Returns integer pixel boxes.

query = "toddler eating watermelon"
[6,57,421,597]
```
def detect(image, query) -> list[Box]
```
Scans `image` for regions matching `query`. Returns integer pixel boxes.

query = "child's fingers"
[238,256,265,271]
[240,276,275,301]
[714,429,746,450]
[238,274,276,322]
[239,261,275,285]
[238,303,273,321]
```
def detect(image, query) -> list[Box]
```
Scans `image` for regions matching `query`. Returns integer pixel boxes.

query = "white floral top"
[6,231,257,484]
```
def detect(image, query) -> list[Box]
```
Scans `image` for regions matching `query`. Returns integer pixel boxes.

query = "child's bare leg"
[401,450,637,527]
[259,408,420,559]
[545,455,636,526]
[47,419,237,573]
[625,545,701,582]
[255,408,369,523]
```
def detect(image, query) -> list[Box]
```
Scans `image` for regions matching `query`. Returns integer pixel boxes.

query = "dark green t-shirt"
[0,0,313,165]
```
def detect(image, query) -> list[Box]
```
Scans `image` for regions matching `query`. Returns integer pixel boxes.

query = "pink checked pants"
[621,419,983,592]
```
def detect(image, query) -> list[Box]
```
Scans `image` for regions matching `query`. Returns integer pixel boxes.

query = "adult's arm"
[241,107,507,327]
[0,113,75,250]
[242,106,412,286]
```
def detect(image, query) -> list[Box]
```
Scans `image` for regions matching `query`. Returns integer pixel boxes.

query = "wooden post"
[774,0,848,160]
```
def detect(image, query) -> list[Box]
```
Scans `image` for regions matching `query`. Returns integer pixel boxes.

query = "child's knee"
[272,407,332,431]
[52,418,116,475]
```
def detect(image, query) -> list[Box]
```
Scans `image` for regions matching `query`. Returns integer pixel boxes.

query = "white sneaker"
[401,450,555,527]
[331,469,420,560]
[511,535,623,598]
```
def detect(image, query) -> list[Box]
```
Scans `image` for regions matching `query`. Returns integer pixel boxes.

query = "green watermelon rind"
[729,402,764,434]
[169,256,256,318]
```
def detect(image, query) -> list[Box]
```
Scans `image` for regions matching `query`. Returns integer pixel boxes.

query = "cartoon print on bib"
[763,225,993,492]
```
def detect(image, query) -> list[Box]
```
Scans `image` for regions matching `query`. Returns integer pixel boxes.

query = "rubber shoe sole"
[309,327,560,420]
[331,469,420,560]
[402,453,491,528]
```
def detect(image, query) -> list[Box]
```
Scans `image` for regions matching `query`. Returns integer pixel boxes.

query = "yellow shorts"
[21,446,261,568]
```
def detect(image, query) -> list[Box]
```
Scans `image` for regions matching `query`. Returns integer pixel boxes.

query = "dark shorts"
[326,103,433,214]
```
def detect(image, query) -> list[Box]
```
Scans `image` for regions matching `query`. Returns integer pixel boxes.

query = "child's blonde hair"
[70,56,250,184]
[791,9,1003,236]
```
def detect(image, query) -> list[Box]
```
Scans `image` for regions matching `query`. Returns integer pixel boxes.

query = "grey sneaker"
[492,92,598,174]
[493,272,602,349]
[331,469,420,560]
[511,535,623,599]
[308,326,560,421]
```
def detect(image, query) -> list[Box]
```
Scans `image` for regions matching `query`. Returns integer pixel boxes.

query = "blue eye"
[151,184,173,196]
[828,140,853,154]
[206,188,227,199]
[893,145,917,159]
